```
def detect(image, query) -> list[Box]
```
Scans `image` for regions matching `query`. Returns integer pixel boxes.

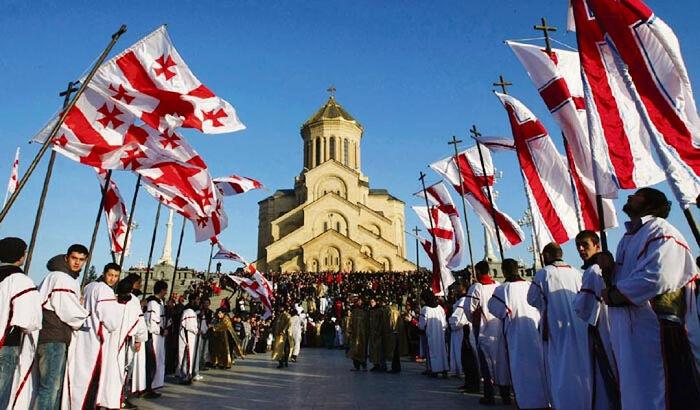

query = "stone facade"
[257,96,415,273]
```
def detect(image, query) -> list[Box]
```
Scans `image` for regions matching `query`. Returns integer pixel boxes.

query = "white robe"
[144,298,166,389]
[528,262,591,410]
[574,264,619,410]
[467,281,508,385]
[610,216,696,410]
[1,271,42,410]
[130,296,148,394]
[488,280,548,409]
[290,315,303,356]
[418,306,449,373]
[448,297,468,375]
[178,308,198,379]
[63,281,121,409]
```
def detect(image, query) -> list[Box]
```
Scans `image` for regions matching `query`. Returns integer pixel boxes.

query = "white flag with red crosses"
[4,147,19,207]
[412,205,456,296]
[95,168,130,257]
[214,175,263,196]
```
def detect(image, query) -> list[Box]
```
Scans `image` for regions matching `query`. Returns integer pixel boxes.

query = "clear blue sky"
[1,0,698,280]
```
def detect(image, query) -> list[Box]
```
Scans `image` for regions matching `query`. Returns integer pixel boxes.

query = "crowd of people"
[1,187,699,410]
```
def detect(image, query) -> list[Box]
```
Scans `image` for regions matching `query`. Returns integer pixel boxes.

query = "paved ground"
[131,348,514,409]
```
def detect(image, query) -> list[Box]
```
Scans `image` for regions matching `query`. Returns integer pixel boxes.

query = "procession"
[1,0,700,409]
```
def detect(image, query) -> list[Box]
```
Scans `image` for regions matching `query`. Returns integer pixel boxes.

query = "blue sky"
[1,0,698,280]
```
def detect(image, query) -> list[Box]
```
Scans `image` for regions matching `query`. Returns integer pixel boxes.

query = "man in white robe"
[528,243,592,410]
[599,188,700,409]
[290,304,305,362]
[36,247,90,410]
[144,280,168,397]
[448,286,468,377]
[125,275,148,397]
[572,230,620,410]
[467,260,511,405]
[63,263,122,409]
[0,237,42,410]
[178,293,199,384]
[489,259,549,409]
[418,290,449,375]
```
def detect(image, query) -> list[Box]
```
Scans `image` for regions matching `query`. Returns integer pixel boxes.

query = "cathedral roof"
[302,96,362,129]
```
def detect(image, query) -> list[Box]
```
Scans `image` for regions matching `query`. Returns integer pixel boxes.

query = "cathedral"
[256,94,416,273]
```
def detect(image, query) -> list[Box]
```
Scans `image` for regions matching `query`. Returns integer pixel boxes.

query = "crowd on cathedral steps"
[0,188,699,409]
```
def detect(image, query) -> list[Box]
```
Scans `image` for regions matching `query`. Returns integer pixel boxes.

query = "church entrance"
[321,246,341,272]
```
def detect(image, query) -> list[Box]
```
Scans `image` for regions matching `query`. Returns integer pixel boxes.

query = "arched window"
[315,138,321,166]
[329,137,336,160]
[343,138,349,166]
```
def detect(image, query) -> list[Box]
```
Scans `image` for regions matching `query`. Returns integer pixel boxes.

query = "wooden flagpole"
[447,136,476,274]
[119,174,142,267]
[24,81,79,274]
[141,202,162,300]
[169,215,187,300]
[469,126,506,261]
[419,171,446,295]
[0,25,127,226]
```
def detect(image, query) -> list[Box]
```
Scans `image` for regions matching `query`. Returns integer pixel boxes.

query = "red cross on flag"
[413,205,456,295]
[495,92,583,248]
[4,148,19,207]
[95,169,130,257]
[212,242,248,265]
[88,26,245,134]
[430,147,524,248]
[227,274,273,319]
[414,182,465,270]
[570,0,700,208]
[213,175,263,196]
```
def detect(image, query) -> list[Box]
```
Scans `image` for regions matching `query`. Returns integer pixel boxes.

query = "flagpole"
[169,215,187,300]
[419,172,446,295]
[0,25,127,226]
[141,202,162,300]
[411,226,421,271]
[447,136,476,274]
[82,170,113,286]
[206,242,214,279]
[119,174,141,267]
[24,81,80,274]
[683,208,700,248]
[469,127,506,261]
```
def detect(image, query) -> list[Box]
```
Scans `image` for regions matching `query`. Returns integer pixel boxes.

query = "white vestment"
[467,281,508,385]
[290,314,303,356]
[63,281,121,409]
[418,306,449,373]
[1,271,42,410]
[130,296,148,394]
[178,307,198,379]
[574,263,619,410]
[610,216,696,410]
[448,297,468,375]
[528,262,592,410]
[145,297,166,389]
[488,280,548,409]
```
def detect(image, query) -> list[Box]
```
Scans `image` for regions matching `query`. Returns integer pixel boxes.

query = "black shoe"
[501,397,513,405]
[277,363,284,369]
[121,399,138,409]
[284,362,289,367]
[387,369,401,374]
[142,391,161,399]
[462,385,480,394]
[479,397,496,405]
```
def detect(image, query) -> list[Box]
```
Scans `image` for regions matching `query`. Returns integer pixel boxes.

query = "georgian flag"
[412,205,456,296]
[212,242,248,265]
[495,92,582,248]
[213,175,263,196]
[506,40,623,230]
[414,181,465,269]
[4,148,19,207]
[95,169,130,257]
[89,26,245,134]
[227,274,273,319]
[570,0,700,208]
[430,147,524,248]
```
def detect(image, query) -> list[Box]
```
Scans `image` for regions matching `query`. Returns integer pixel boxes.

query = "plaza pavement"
[132,347,514,409]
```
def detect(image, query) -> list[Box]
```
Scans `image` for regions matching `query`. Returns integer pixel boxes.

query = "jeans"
[35,342,67,410]
[0,346,20,409]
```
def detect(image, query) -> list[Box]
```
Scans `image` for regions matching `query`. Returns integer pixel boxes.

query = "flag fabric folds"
[414,181,465,269]
[95,169,130,258]
[430,148,524,248]
[214,175,263,196]
[227,274,273,319]
[212,242,248,265]
[412,205,456,295]
[4,148,19,207]
[570,0,700,208]
[469,135,516,152]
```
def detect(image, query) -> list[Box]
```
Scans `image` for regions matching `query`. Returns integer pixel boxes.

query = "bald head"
[542,242,563,265]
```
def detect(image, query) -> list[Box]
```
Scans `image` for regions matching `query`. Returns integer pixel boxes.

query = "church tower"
[257,91,415,273]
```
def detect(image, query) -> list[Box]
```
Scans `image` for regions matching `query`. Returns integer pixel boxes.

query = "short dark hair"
[502,259,519,276]
[637,187,671,218]
[153,280,168,294]
[575,230,600,245]
[116,279,133,296]
[103,262,121,274]
[124,273,142,285]
[0,237,27,264]
[66,244,89,257]
[475,260,490,275]
[542,242,563,260]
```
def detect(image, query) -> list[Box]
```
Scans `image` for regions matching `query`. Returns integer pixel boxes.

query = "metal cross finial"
[534,17,558,53]
[59,81,80,106]
[448,135,463,148]
[326,85,336,98]
[419,171,427,183]
[493,74,512,95]
[469,124,482,139]
[412,226,422,235]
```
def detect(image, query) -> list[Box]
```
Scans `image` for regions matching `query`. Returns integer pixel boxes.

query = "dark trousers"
[660,319,700,409]
[391,336,401,372]
[461,328,479,388]
[279,338,290,365]
[478,347,511,400]
[145,338,156,391]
